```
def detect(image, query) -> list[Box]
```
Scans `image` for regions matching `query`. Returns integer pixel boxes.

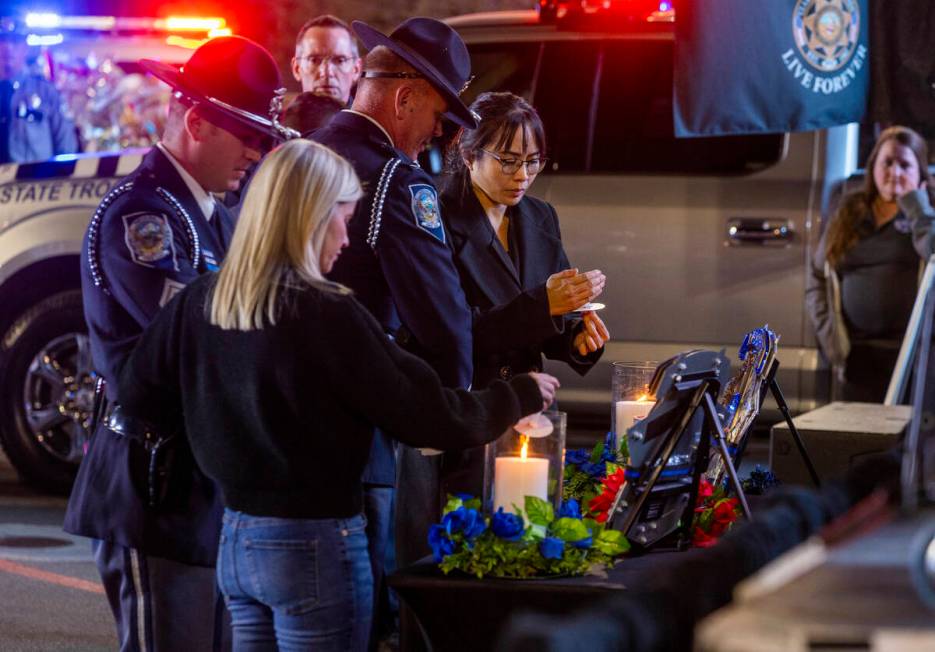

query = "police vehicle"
[443,1,869,436]
[0,13,228,491]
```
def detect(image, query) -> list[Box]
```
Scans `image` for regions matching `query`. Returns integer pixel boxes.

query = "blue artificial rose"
[443,506,486,540]
[540,536,565,560]
[565,449,590,466]
[582,461,607,479]
[559,499,582,519]
[428,524,455,562]
[490,507,524,541]
[572,529,593,549]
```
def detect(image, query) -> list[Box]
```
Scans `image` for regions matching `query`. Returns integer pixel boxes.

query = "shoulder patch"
[122,212,177,269]
[409,184,445,243]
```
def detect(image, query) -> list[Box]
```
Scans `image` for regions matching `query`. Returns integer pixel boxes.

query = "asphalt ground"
[0,453,116,652]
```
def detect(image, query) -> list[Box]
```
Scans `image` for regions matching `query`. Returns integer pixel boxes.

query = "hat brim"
[352,21,478,130]
[140,59,286,141]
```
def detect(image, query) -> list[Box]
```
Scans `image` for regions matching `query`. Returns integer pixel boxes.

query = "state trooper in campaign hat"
[311,16,477,647]
[64,36,293,652]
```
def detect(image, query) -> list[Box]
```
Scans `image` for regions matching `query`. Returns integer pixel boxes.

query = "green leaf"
[550,517,590,542]
[442,495,463,516]
[462,496,482,511]
[524,496,554,527]
[589,441,605,464]
[583,518,605,536]
[594,529,630,556]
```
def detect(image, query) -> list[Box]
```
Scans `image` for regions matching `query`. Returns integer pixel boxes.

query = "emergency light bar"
[23,13,228,34]
[537,0,674,24]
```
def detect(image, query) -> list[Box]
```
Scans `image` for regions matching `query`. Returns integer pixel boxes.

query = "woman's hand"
[573,311,609,356]
[546,268,606,315]
[528,372,560,411]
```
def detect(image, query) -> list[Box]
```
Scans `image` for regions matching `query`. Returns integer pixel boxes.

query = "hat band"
[361,71,426,81]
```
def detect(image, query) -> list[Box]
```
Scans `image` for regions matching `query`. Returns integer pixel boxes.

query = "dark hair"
[443,92,546,197]
[294,15,358,56]
[281,92,344,136]
[825,125,932,267]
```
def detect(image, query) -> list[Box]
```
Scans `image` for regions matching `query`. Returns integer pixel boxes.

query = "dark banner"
[674,0,869,137]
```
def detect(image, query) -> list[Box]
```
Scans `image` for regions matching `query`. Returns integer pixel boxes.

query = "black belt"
[104,404,164,445]
[104,404,178,508]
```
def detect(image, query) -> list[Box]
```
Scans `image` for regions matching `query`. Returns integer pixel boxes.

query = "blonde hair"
[209,139,362,330]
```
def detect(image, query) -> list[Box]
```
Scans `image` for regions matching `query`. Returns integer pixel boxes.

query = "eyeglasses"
[297,54,357,72]
[479,149,548,175]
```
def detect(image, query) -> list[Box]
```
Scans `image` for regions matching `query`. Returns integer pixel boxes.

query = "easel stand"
[761,359,822,488]
[611,378,752,546]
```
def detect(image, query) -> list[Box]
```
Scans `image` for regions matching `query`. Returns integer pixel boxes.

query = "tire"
[0,290,94,494]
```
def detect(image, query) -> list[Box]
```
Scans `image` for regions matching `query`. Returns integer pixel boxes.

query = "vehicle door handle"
[726,218,795,246]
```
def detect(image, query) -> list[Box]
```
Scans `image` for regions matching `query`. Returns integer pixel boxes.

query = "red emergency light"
[537,0,674,25]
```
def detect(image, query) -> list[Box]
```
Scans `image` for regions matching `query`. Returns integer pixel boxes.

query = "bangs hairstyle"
[443,91,546,196]
[209,139,362,330]
[825,125,932,267]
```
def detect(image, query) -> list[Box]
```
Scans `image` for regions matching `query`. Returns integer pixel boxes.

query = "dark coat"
[64,147,232,567]
[314,111,474,486]
[442,184,602,389]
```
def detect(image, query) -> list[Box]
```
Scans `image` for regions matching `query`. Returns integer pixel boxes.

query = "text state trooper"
[63,37,293,652]
[312,16,478,598]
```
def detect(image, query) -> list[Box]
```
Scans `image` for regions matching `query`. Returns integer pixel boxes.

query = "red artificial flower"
[696,477,714,504]
[692,526,717,548]
[713,498,739,524]
[588,468,626,521]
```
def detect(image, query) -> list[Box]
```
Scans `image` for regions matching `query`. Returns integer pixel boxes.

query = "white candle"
[615,399,655,433]
[493,455,549,515]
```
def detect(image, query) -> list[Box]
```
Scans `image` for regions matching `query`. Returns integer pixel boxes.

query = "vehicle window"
[531,41,599,173]
[462,41,540,105]
[592,39,784,175]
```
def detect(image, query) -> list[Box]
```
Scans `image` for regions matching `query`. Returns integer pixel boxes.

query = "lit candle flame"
[520,435,528,461]
[637,393,653,403]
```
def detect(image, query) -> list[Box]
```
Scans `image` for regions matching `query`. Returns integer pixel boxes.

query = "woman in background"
[117,139,557,651]
[807,125,933,401]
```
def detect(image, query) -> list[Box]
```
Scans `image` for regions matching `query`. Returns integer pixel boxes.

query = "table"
[388,548,693,651]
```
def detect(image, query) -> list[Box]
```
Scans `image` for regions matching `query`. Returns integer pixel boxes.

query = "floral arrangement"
[428,494,629,579]
[563,432,628,523]
[691,477,742,547]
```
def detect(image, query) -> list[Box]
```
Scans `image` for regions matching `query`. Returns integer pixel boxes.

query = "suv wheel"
[0,290,95,493]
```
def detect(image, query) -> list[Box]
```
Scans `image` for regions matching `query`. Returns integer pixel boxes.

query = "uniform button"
[499,366,512,380]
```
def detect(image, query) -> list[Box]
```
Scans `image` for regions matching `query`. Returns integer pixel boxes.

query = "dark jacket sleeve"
[805,225,836,360]
[899,188,935,259]
[319,293,542,450]
[471,282,562,356]
[116,286,187,426]
[375,172,473,389]
[539,202,603,375]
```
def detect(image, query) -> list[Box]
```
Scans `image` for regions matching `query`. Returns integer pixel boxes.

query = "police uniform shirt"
[314,110,473,389]
[4,73,78,163]
[81,144,233,401]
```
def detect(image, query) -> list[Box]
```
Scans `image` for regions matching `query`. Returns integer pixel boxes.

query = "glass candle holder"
[612,361,658,443]
[483,411,566,518]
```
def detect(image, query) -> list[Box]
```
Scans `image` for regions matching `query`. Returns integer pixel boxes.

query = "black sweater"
[117,273,541,519]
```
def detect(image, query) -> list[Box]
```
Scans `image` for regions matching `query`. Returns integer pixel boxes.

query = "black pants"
[842,341,900,402]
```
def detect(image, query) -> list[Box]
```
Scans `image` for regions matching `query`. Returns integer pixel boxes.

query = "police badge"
[409,184,445,243]
[123,212,176,268]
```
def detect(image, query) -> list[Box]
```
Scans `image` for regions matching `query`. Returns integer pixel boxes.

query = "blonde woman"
[116,140,557,651]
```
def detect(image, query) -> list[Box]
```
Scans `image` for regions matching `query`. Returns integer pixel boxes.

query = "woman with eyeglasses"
[440,91,610,493]
[115,139,557,651]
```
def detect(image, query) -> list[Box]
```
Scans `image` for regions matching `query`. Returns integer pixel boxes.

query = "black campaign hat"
[353,18,478,129]
[140,36,298,142]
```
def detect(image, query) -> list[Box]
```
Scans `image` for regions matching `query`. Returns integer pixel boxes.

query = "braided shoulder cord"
[86,181,135,295]
[155,187,201,271]
[366,158,402,250]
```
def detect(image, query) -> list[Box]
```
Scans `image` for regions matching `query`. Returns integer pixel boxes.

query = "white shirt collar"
[343,110,395,148]
[156,142,216,221]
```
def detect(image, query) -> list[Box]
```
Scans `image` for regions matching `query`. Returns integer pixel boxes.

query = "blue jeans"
[216,509,372,652]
